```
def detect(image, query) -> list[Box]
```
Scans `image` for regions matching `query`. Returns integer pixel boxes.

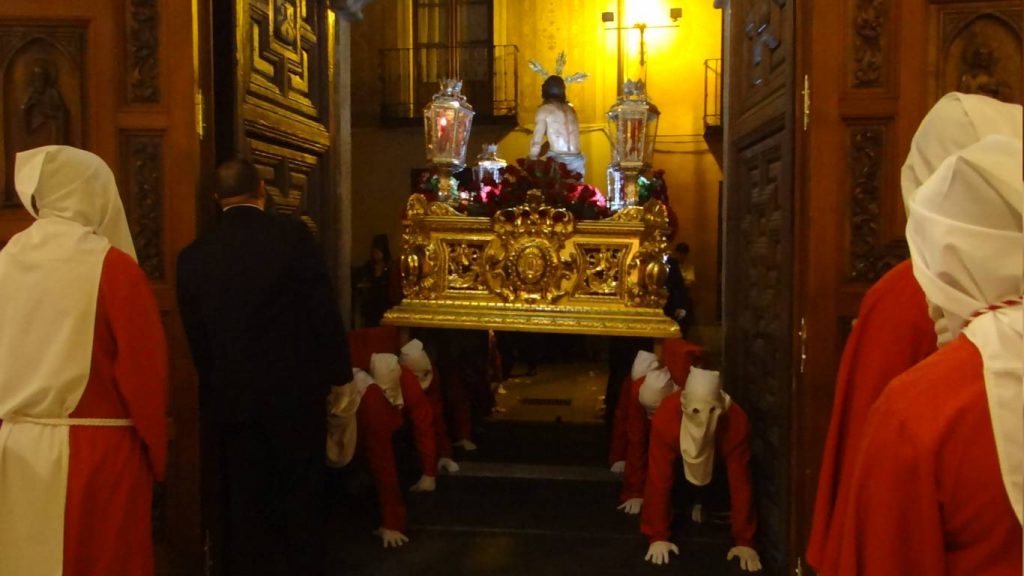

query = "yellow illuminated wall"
[350,0,723,332]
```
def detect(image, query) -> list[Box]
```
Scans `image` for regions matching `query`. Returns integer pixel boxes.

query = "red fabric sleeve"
[358,386,406,532]
[401,368,438,477]
[621,378,649,501]
[832,397,945,576]
[641,390,682,543]
[717,404,756,547]
[608,375,632,465]
[426,367,453,459]
[103,249,168,480]
[807,260,936,569]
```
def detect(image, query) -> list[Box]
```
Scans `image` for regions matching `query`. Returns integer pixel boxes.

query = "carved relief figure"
[274,0,298,45]
[21,60,67,147]
[959,43,1005,101]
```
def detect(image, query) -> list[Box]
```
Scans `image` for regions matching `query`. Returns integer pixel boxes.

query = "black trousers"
[219,424,327,576]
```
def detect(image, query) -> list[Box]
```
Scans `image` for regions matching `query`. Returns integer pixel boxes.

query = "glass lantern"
[473,143,507,184]
[606,79,660,208]
[424,79,475,204]
[606,165,625,212]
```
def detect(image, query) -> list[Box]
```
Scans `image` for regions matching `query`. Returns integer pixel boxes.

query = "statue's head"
[541,75,567,103]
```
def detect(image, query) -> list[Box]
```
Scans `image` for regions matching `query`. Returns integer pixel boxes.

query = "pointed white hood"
[399,339,433,389]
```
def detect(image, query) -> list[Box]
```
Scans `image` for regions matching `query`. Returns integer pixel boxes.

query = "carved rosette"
[852,0,886,88]
[625,200,670,307]
[483,191,579,304]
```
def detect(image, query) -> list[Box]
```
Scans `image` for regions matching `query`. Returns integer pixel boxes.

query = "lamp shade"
[607,80,660,168]
[473,143,507,183]
[424,79,475,168]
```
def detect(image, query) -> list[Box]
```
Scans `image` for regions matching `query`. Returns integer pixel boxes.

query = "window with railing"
[380,0,517,122]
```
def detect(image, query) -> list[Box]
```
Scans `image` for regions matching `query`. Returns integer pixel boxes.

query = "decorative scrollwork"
[849,126,906,281]
[852,0,886,87]
[483,190,579,304]
[626,200,670,307]
[400,194,436,299]
[126,0,159,103]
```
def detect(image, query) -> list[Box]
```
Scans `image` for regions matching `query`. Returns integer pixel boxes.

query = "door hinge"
[204,529,213,576]
[799,316,807,374]
[802,74,810,131]
[195,91,206,139]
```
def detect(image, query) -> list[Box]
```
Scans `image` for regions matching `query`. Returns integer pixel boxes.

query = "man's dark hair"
[215,158,261,199]
[675,242,690,255]
[541,75,567,103]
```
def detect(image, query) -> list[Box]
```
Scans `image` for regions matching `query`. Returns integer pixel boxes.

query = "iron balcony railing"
[380,44,518,122]
[704,58,722,128]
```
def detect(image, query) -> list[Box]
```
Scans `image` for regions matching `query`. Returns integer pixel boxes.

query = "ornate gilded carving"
[579,246,625,296]
[483,191,579,304]
[386,192,677,337]
[121,133,164,279]
[849,125,906,282]
[0,25,86,206]
[626,200,670,307]
[446,242,485,289]
[127,0,159,103]
[852,0,885,88]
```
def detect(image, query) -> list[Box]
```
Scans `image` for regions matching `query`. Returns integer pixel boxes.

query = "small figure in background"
[358,234,393,327]
[664,242,695,339]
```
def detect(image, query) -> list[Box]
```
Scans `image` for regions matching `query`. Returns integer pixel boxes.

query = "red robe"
[807,260,937,571]
[608,375,633,466]
[356,368,437,532]
[641,390,756,547]
[833,337,1022,575]
[621,377,650,502]
[65,248,168,575]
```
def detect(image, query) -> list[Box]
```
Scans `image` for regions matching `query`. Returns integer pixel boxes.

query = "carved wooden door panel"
[797,0,1021,572]
[213,0,335,245]
[724,0,796,573]
[0,1,203,575]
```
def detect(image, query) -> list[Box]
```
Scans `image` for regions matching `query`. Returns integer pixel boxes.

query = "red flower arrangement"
[414,157,611,221]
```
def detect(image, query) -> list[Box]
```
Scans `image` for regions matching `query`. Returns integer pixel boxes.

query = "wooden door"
[0,1,203,574]
[205,1,336,572]
[723,0,797,573]
[796,0,1022,572]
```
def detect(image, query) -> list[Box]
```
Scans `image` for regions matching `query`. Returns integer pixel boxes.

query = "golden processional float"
[383,74,678,340]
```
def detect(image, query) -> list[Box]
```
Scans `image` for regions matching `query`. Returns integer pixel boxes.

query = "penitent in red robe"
[806,260,937,572]
[833,337,1022,575]
[356,368,437,532]
[66,248,168,575]
[641,390,755,547]
[609,340,702,467]
[425,366,454,459]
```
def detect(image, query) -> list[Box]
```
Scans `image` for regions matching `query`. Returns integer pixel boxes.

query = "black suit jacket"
[177,206,351,455]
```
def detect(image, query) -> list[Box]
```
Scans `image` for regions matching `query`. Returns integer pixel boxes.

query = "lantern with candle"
[424,79,475,205]
[606,79,660,210]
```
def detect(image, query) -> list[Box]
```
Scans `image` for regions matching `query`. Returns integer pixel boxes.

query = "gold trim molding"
[384,191,680,338]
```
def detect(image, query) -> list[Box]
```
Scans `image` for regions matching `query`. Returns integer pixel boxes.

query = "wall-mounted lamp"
[670,8,682,21]
[601,11,614,23]
[602,8,682,68]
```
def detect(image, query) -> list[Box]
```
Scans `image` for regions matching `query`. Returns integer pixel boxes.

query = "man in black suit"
[177,158,351,576]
